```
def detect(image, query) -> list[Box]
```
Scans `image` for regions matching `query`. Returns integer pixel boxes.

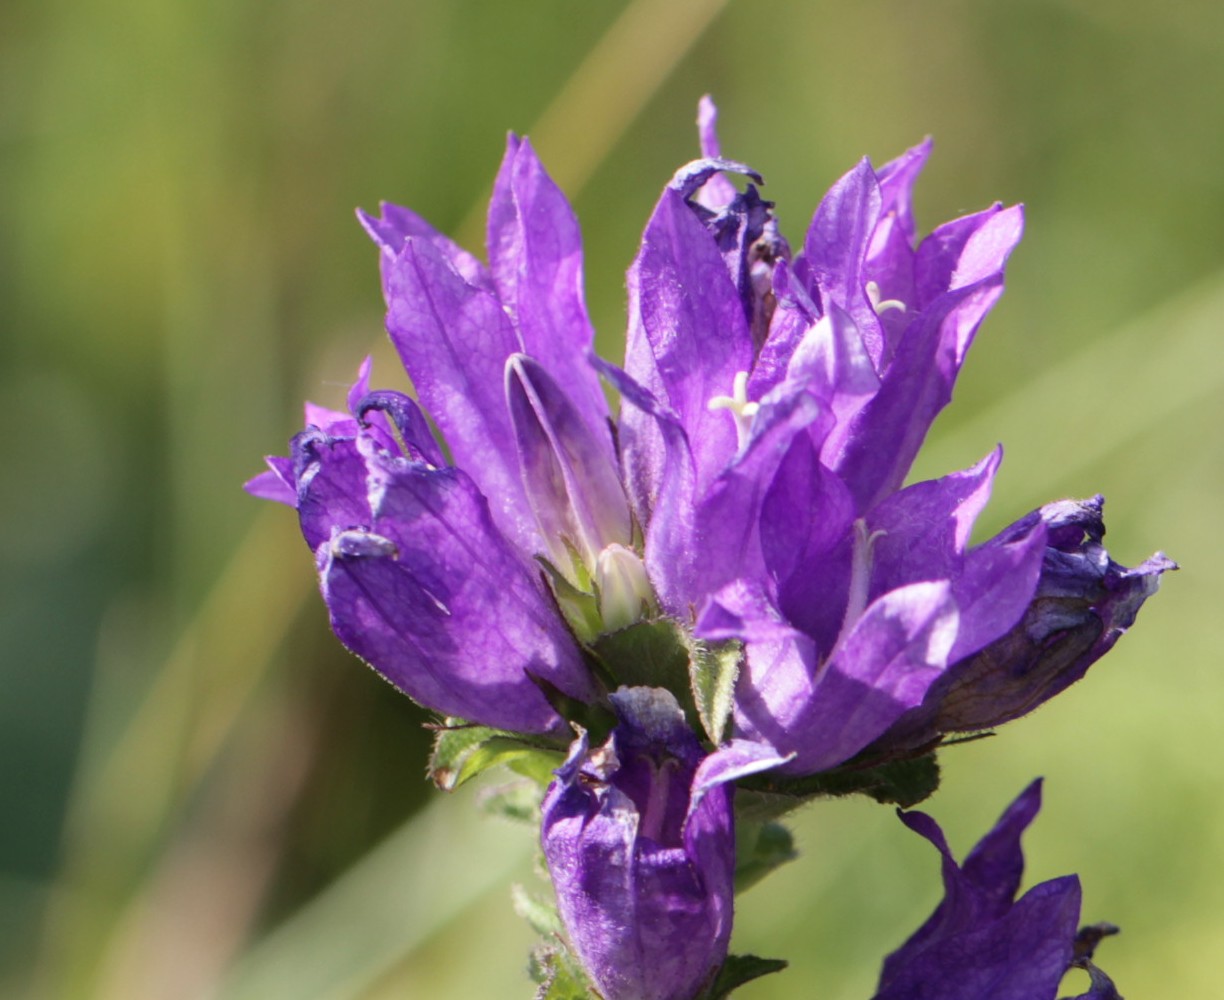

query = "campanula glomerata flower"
[541,688,784,1000]
[874,780,1122,1000]
[246,96,1169,765]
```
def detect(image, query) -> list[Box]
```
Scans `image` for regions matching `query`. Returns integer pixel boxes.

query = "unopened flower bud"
[596,544,656,632]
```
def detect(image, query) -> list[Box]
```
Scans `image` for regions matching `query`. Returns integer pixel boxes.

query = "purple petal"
[877,781,1082,1000]
[592,355,698,590]
[802,158,887,368]
[781,304,881,469]
[358,202,493,292]
[669,157,763,202]
[291,432,374,551]
[650,386,824,615]
[486,136,611,446]
[623,186,754,499]
[354,389,447,467]
[874,139,931,248]
[505,353,630,574]
[381,237,539,553]
[913,203,1020,306]
[865,139,931,359]
[696,577,800,645]
[748,265,816,399]
[693,95,739,210]
[303,400,356,436]
[734,581,959,774]
[834,259,1017,512]
[948,514,1048,662]
[876,877,1082,1000]
[691,739,791,808]
[315,453,590,732]
[1065,962,1125,1000]
[759,419,857,647]
[244,458,296,505]
[867,497,1172,757]
[343,356,376,416]
[866,448,1003,595]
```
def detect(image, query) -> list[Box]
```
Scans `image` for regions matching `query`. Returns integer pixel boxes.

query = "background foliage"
[3,0,1220,996]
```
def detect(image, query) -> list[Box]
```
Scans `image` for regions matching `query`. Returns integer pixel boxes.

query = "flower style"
[541,688,785,1000]
[874,780,1122,1000]
[246,96,1169,770]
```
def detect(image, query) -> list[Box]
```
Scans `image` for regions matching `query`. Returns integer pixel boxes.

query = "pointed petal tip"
[669,157,763,199]
[355,205,385,247]
[243,465,296,505]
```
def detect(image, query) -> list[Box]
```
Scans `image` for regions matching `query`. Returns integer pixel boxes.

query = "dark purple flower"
[866,497,1176,758]
[618,105,1171,774]
[541,688,785,1000]
[875,780,1122,1000]
[247,96,1169,764]
[246,360,597,733]
[613,119,1046,777]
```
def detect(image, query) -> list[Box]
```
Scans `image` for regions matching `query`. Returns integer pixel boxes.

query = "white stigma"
[707,370,759,448]
[865,280,907,315]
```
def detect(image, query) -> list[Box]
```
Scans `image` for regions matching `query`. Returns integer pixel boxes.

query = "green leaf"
[479,780,544,825]
[688,637,741,744]
[735,753,941,816]
[590,619,742,744]
[734,820,797,894]
[530,945,593,1000]
[511,884,562,938]
[428,721,563,792]
[592,619,692,695]
[700,954,788,999]
[590,619,699,725]
[527,673,618,744]
[537,555,602,643]
[428,721,497,790]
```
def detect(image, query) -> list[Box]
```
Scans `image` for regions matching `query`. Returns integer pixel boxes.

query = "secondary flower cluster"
[248,98,1167,998]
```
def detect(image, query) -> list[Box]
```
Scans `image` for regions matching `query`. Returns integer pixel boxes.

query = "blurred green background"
[3,0,1220,996]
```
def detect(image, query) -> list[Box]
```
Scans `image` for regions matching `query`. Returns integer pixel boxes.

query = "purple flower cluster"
[248,98,1166,998]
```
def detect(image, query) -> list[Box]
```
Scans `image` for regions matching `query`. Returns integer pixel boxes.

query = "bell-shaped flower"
[541,688,786,1000]
[865,496,1176,758]
[612,102,1169,775]
[874,780,1123,1000]
[246,362,595,734]
[244,133,634,731]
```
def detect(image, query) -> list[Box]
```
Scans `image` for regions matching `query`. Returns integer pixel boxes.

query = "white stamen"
[866,280,907,315]
[707,370,759,448]
[836,519,887,645]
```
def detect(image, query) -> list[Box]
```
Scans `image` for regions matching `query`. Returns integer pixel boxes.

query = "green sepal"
[529,943,593,1000]
[590,619,697,716]
[589,619,741,745]
[734,819,797,894]
[735,752,941,820]
[479,779,544,824]
[511,884,562,938]
[688,637,741,745]
[537,554,601,642]
[526,674,618,746]
[428,720,565,792]
[698,954,789,999]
